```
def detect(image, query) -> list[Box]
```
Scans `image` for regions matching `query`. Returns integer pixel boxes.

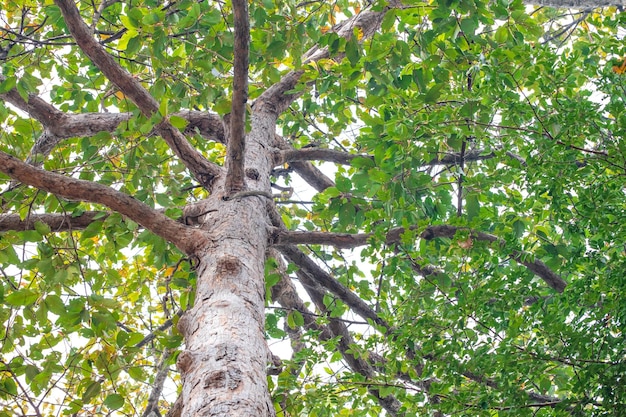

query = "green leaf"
[335,176,352,193]
[44,295,66,315]
[423,83,444,104]
[495,25,509,43]
[513,219,525,239]
[0,77,16,94]
[81,221,104,241]
[466,194,480,221]
[6,289,39,306]
[104,393,125,410]
[117,29,138,51]
[169,115,189,129]
[128,367,145,381]
[345,37,360,67]
[82,380,101,402]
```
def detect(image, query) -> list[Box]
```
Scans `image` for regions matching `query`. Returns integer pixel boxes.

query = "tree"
[0,0,625,415]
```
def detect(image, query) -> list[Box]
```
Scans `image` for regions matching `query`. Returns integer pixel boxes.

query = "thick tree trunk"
[175,112,277,416]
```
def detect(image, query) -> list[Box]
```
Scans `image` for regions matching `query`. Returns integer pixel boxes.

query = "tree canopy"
[0,0,625,416]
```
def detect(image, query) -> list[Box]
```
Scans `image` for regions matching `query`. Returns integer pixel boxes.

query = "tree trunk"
[175,112,277,416]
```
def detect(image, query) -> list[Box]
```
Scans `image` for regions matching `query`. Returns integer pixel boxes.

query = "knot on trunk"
[216,255,242,276]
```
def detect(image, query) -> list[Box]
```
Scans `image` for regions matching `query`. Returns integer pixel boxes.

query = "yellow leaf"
[114,91,125,100]
[318,58,337,70]
[612,59,626,75]
[355,27,364,41]
[458,237,473,249]
[580,20,589,32]
[329,13,336,25]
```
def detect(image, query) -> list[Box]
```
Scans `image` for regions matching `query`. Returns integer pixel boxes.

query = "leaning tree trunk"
[175,112,277,416]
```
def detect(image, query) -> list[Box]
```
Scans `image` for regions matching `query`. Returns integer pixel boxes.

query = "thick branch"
[0,75,66,128]
[54,0,222,188]
[277,148,361,166]
[274,225,567,292]
[0,151,205,255]
[0,76,225,164]
[0,73,224,142]
[270,135,335,192]
[289,161,335,192]
[225,0,250,194]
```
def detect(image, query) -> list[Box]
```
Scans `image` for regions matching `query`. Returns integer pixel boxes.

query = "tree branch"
[0,211,107,232]
[270,135,335,192]
[275,147,527,168]
[274,225,567,292]
[0,151,205,255]
[276,244,388,328]
[269,249,402,415]
[0,73,225,142]
[141,350,172,417]
[276,148,362,166]
[225,0,250,194]
[54,0,222,189]
[254,8,388,115]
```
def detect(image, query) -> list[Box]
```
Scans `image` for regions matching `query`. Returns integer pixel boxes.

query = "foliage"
[0,0,625,416]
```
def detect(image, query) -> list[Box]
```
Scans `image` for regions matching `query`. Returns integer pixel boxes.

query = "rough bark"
[174,111,276,416]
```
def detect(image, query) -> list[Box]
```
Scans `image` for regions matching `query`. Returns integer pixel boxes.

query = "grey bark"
[174,112,277,416]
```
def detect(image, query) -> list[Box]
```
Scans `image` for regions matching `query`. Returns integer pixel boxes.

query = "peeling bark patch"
[245,167,260,180]
[204,368,243,390]
[216,255,241,275]
[215,342,238,361]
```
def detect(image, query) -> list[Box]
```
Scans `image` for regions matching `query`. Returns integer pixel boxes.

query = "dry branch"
[0,151,205,255]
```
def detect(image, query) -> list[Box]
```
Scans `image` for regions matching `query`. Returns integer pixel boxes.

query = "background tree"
[0,0,625,416]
